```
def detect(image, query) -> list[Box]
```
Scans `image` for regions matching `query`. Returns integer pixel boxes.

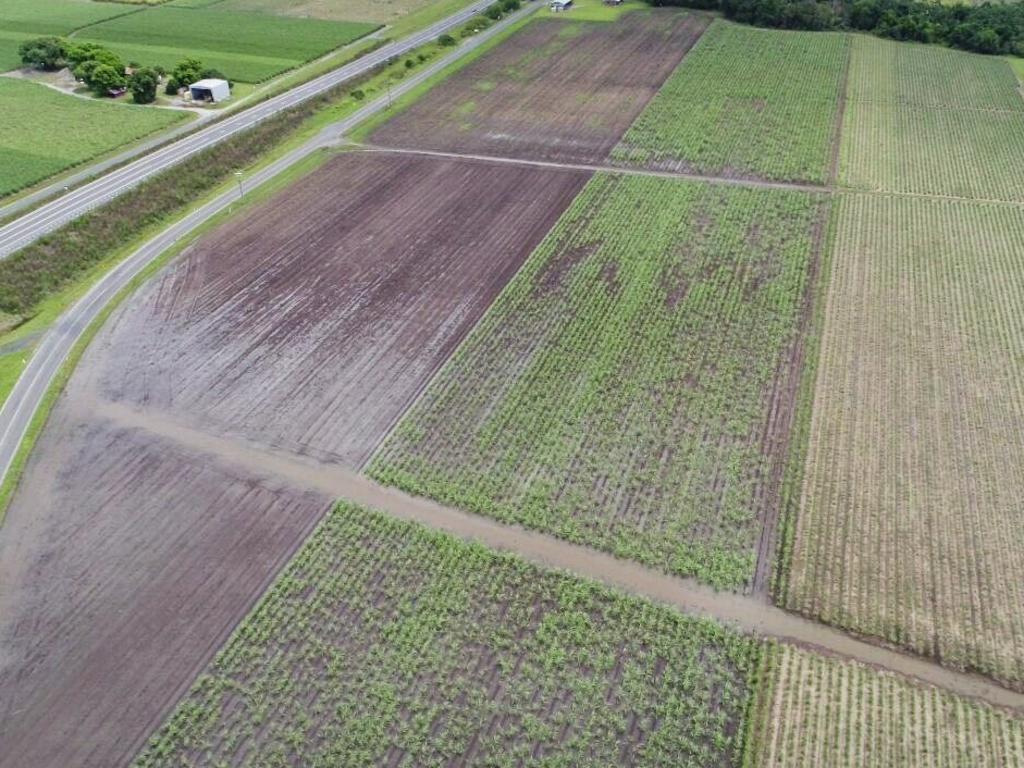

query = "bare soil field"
[0,405,329,768]
[368,11,710,163]
[95,152,589,467]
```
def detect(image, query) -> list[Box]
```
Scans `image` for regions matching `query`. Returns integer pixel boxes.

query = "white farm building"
[189,78,231,103]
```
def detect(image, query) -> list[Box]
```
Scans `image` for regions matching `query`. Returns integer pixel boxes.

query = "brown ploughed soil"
[0,151,588,767]
[95,152,589,467]
[368,11,710,164]
[0,406,330,768]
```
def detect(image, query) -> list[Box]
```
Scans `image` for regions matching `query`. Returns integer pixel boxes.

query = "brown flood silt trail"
[83,396,1024,716]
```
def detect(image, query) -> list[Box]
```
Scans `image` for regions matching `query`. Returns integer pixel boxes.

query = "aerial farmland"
[1,0,1024,765]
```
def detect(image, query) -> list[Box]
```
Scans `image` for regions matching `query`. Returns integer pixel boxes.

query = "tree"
[64,41,111,68]
[165,57,205,95]
[129,67,159,104]
[18,37,67,71]
[86,63,127,96]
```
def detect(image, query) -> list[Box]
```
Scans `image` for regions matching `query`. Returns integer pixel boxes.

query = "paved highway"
[0,2,495,259]
[0,3,540,498]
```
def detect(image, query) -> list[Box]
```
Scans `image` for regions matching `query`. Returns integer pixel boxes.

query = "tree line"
[18,37,229,104]
[649,0,1024,56]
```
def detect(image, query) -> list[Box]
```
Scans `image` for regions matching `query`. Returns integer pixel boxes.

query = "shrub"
[437,33,457,46]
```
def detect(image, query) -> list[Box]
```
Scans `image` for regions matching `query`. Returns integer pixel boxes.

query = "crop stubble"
[748,644,1024,767]
[783,193,1024,691]
[96,152,589,468]
[839,36,1024,202]
[368,11,710,163]
[0,151,589,767]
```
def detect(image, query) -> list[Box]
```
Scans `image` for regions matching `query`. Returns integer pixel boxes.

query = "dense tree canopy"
[129,68,160,104]
[17,37,66,71]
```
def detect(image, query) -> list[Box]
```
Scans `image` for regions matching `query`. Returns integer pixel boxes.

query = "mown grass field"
[748,644,1024,767]
[370,173,825,590]
[0,78,186,197]
[135,502,760,767]
[75,6,378,82]
[613,21,849,184]
[840,36,1024,201]
[782,192,1024,691]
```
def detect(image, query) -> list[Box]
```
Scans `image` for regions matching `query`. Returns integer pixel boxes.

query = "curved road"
[0,1,495,259]
[0,3,541,499]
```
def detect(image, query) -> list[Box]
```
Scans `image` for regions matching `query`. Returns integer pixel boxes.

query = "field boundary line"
[350,143,1024,209]
[349,143,833,194]
[78,396,1024,716]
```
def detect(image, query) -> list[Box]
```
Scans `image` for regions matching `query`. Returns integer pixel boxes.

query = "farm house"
[189,78,231,103]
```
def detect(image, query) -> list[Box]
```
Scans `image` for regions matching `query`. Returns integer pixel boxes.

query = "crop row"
[612,21,849,184]
[370,173,825,590]
[845,35,1024,112]
[747,643,1024,767]
[840,36,1024,201]
[134,502,759,767]
[783,192,1024,690]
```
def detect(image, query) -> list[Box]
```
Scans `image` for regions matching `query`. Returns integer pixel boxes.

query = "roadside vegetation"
[135,502,760,767]
[613,21,848,183]
[747,643,1024,766]
[370,173,825,590]
[0,77,185,197]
